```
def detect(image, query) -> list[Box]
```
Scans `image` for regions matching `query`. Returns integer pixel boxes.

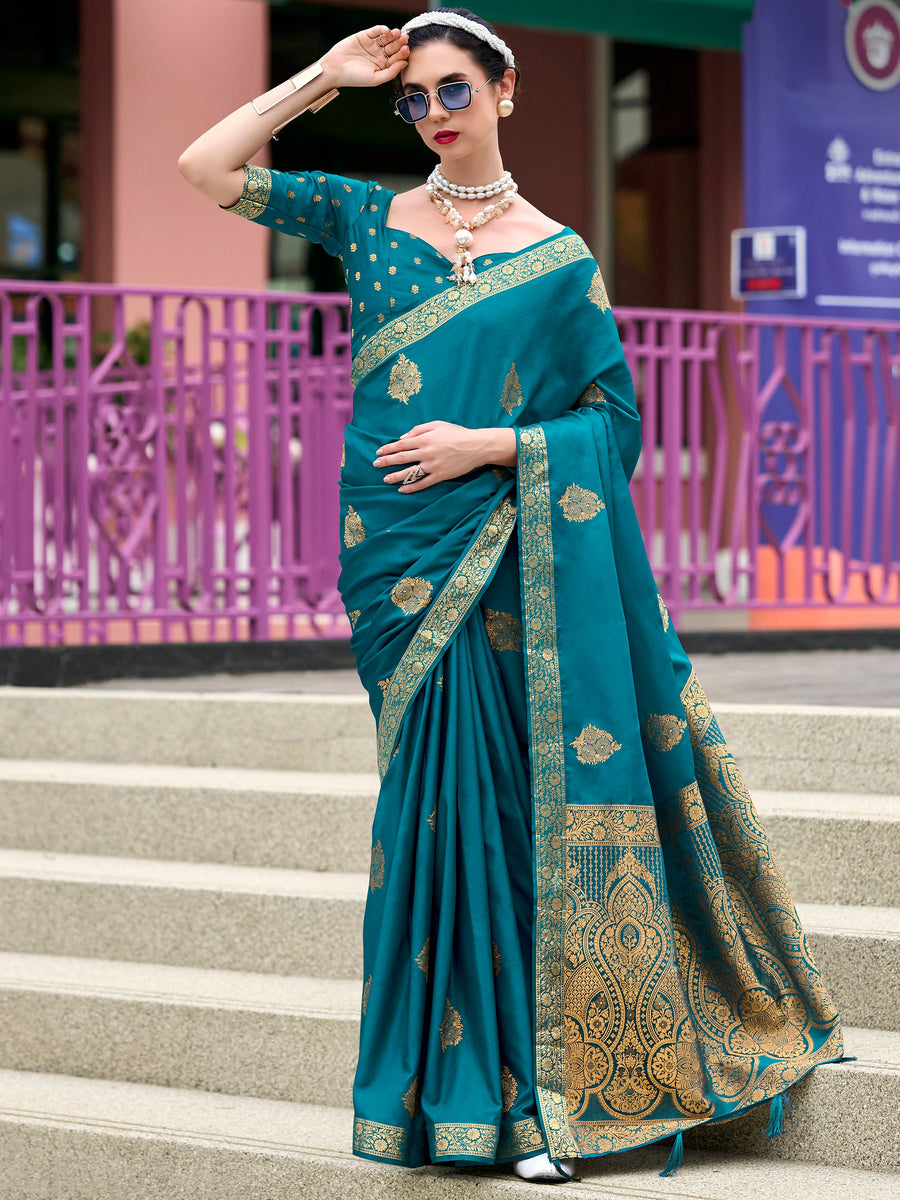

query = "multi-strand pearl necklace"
[430,167,513,201]
[425,167,518,286]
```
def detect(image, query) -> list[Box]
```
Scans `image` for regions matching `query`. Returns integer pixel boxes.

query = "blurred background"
[1,0,898,656]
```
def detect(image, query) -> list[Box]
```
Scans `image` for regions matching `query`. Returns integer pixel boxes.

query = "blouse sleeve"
[221,164,376,258]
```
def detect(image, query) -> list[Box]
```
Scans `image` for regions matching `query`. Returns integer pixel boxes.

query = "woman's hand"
[320,25,409,89]
[374,421,518,493]
[177,25,408,205]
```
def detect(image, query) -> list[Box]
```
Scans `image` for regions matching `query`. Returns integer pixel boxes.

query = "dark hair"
[402,7,520,96]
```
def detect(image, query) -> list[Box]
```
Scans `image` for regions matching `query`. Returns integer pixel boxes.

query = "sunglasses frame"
[393,77,497,124]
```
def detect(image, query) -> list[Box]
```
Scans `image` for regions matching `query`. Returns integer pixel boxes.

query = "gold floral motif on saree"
[500,363,524,414]
[656,781,707,842]
[587,268,611,313]
[440,999,463,1050]
[390,575,433,615]
[432,1123,497,1158]
[566,805,659,847]
[369,840,385,891]
[351,236,593,386]
[427,806,437,831]
[402,1076,420,1119]
[564,845,714,1121]
[492,940,502,976]
[377,677,392,695]
[568,1117,701,1156]
[343,505,366,548]
[498,1117,546,1159]
[570,725,622,765]
[644,714,688,753]
[387,354,422,404]
[484,607,522,652]
[657,593,670,631]
[353,1116,408,1161]
[416,937,430,979]
[377,494,517,777]
[362,974,372,1015]
[557,483,606,523]
[680,669,714,743]
[225,163,272,220]
[577,383,607,406]
[500,1066,518,1113]
[348,609,361,630]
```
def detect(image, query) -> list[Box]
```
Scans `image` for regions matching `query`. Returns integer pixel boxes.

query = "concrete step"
[711,702,900,795]
[754,789,900,906]
[792,902,900,1030]
[1,687,897,792]
[0,1067,897,1199]
[1,848,897,1027]
[1,763,897,905]
[0,760,378,873]
[0,688,378,773]
[0,949,896,1124]
[0,849,365,978]
[0,953,359,1107]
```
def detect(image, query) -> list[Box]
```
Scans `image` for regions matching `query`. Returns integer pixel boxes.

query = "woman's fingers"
[375,422,438,459]
[374,439,420,461]
[397,475,435,494]
[364,26,408,65]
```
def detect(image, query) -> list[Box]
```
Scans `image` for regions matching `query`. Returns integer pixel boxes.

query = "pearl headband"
[401,12,516,70]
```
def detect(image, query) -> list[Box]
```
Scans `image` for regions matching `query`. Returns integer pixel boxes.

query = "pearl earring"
[497,98,515,117]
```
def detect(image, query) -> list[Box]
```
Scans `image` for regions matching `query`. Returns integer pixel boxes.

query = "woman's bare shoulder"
[513,195,568,238]
[386,185,429,215]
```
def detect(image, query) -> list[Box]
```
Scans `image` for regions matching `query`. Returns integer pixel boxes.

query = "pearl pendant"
[454,229,474,248]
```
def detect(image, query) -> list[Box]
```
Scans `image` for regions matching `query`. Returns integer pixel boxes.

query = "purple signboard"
[743,0,900,317]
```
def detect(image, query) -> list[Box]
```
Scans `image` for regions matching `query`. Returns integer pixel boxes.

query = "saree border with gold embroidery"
[516,424,579,1159]
[376,491,518,778]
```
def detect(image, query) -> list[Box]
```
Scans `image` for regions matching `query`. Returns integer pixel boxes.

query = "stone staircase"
[0,685,898,1199]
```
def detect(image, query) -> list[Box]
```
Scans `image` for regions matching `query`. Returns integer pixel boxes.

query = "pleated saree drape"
[224,164,843,1171]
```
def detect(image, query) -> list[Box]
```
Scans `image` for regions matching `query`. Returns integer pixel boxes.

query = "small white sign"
[731,226,808,301]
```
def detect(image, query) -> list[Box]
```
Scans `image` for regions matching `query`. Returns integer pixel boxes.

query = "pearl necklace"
[425,174,519,286]
[429,166,512,201]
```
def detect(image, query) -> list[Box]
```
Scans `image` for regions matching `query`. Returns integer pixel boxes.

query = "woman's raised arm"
[177,25,409,208]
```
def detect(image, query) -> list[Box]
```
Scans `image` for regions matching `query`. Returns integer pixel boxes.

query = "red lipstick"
[434,131,459,145]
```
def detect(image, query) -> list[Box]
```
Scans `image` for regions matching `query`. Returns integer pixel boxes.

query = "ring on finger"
[403,463,426,484]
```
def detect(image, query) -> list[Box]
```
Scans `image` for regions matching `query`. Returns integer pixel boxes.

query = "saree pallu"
[338,234,843,1168]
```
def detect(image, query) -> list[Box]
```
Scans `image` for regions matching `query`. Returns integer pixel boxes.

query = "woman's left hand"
[373,421,517,493]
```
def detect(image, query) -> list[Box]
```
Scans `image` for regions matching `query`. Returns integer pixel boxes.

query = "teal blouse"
[224,162,572,359]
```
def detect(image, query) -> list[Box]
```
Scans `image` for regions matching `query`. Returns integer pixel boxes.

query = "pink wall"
[81,0,269,289]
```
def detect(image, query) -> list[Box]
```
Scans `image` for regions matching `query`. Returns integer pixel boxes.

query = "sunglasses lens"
[397,93,427,123]
[438,82,472,110]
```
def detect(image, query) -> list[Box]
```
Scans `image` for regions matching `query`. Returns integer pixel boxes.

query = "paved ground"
[80,649,899,708]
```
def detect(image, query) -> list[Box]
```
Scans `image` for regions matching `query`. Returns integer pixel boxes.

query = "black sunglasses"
[393,78,496,124]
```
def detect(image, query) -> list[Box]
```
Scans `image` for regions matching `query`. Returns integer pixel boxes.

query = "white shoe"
[513,1152,577,1182]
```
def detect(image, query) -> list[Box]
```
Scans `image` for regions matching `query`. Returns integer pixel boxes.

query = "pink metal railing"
[0,280,898,647]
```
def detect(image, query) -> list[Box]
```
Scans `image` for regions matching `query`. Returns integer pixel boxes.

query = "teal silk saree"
[226,165,843,1170]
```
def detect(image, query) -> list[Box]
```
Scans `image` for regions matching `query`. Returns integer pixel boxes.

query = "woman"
[178,8,844,1185]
